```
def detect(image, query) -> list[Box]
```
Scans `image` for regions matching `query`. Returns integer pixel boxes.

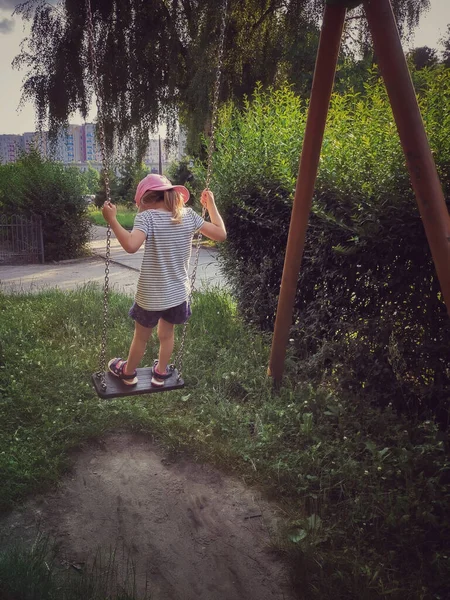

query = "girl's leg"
[125,321,153,374]
[157,318,175,373]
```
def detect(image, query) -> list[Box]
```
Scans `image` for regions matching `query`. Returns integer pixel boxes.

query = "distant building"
[142,137,172,172]
[0,124,186,170]
[0,134,23,164]
[83,122,102,162]
[178,127,187,160]
[143,137,160,169]
[48,125,83,163]
[23,131,43,154]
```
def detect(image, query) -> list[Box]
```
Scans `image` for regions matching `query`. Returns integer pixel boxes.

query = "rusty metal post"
[268,3,347,383]
[364,0,450,317]
[159,135,163,174]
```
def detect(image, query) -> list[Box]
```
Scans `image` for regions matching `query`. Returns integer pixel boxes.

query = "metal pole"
[38,216,45,263]
[268,3,346,383]
[364,0,450,317]
[158,135,163,175]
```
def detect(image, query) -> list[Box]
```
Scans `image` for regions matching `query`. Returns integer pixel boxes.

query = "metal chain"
[85,0,227,385]
[85,0,113,391]
[175,0,228,381]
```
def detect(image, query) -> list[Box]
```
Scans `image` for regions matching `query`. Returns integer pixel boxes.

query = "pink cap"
[134,173,190,207]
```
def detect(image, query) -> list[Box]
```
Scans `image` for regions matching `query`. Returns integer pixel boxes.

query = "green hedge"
[0,152,90,261]
[203,67,450,424]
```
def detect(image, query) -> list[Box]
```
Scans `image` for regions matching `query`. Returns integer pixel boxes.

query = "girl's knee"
[158,330,174,343]
[158,320,175,342]
[134,322,153,342]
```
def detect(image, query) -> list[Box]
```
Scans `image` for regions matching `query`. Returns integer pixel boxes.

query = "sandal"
[151,360,172,387]
[108,358,138,386]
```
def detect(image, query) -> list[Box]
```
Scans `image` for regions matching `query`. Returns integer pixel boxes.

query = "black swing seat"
[92,367,185,399]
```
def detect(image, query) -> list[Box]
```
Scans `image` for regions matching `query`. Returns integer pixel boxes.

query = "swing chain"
[205,0,228,190]
[85,0,226,386]
[176,0,228,381]
[85,0,113,391]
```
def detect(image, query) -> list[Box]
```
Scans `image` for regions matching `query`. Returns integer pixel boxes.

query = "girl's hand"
[101,201,117,224]
[201,189,215,210]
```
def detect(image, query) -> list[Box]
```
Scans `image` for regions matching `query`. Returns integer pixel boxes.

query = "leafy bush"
[0,151,90,261]
[201,69,450,424]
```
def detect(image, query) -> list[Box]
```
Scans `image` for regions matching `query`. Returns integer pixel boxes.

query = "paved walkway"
[0,226,227,296]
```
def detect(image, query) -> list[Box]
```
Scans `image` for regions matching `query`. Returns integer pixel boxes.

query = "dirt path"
[2,432,295,600]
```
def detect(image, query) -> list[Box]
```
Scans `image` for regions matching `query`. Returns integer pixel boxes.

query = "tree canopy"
[407,45,439,70]
[14,0,430,154]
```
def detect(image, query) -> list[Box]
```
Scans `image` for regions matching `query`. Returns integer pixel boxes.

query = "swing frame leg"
[268,2,346,384]
[268,0,450,386]
[363,0,450,313]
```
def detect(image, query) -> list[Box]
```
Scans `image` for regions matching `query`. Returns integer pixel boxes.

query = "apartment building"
[143,136,179,170]
[0,125,185,170]
[0,134,23,164]
[83,122,102,162]
[22,131,48,157]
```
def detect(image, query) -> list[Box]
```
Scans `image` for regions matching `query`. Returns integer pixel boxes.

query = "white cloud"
[0,17,14,33]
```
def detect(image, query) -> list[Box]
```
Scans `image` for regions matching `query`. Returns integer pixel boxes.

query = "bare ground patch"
[1,432,295,600]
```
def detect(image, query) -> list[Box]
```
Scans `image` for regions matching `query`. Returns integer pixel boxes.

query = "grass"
[87,205,136,229]
[0,287,449,599]
[0,535,148,600]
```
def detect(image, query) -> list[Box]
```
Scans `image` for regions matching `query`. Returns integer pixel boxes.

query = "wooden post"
[364,0,450,317]
[268,3,346,383]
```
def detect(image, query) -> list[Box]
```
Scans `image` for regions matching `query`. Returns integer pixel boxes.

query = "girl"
[101,173,226,387]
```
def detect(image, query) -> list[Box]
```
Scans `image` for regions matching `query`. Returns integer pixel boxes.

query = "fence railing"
[0,214,45,265]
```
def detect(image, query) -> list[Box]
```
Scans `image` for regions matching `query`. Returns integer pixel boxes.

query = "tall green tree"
[407,45,438,70]
[80,163,101,195]
[14,0,430,154]
[114,146,149,206]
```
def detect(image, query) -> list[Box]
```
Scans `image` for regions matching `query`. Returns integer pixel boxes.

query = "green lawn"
[87,205,136,229]
[0,287,448,599]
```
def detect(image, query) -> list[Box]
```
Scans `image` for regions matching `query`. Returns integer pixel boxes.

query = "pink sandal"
[151,360,172,387]
[108,358,138,386]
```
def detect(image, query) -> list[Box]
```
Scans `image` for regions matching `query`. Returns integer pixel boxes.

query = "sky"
[0,0,449,135]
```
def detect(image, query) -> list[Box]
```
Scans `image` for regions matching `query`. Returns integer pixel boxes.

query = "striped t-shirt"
[132,207,204,311]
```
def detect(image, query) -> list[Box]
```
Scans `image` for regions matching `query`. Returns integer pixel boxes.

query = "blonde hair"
[139,188,185,223]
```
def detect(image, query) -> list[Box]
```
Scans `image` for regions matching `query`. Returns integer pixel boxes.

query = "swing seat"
[92,367,184,399]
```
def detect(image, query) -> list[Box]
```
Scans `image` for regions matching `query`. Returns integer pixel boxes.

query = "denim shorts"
[129,301,191,329]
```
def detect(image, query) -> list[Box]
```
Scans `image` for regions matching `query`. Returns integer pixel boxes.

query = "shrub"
[199,69,450,424]
[0,151,90,261]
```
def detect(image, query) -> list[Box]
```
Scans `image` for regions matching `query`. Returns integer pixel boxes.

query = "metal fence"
[0,214,45,265]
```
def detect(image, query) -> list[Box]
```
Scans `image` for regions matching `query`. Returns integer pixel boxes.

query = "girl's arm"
[101,202,146,253]
[199,190,227,242]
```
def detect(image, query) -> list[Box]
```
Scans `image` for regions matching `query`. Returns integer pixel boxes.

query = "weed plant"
[0,287,449,598]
